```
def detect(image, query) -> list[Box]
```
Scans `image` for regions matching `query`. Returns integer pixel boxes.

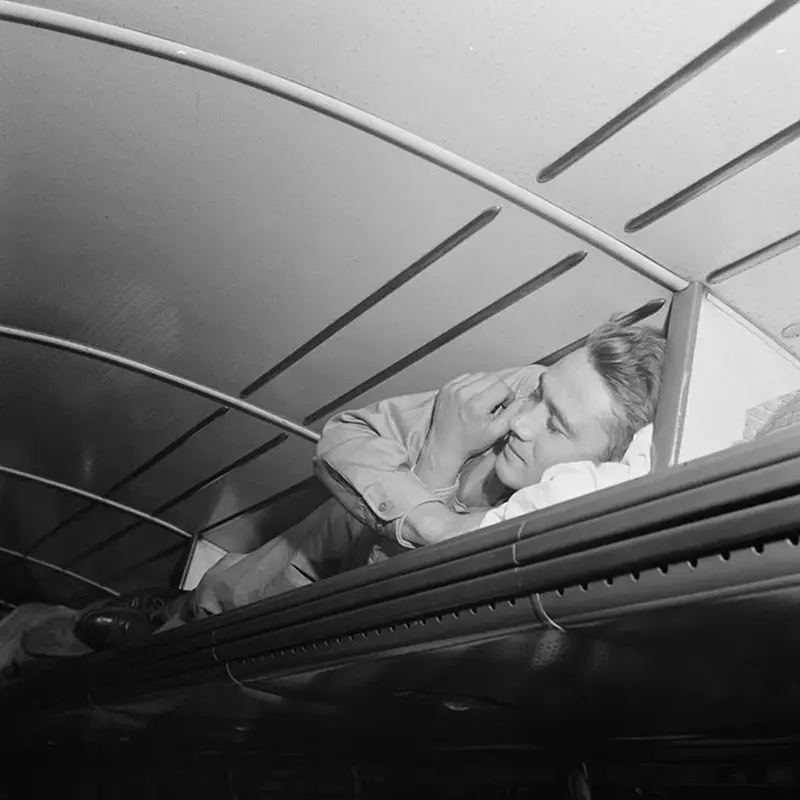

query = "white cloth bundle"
[480,424,653,528]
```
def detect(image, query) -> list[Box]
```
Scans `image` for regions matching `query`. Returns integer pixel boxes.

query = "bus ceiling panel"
[0,461,185,610]
[3,557,106,609]
[17,0,766,204]
[97,434,316,554]
[2,20,526,399]
[712,246,800,361]
[0,463,102,560]
[613,142,800,285]
[72,412,295,535]
[0,334,217,496]
[545,49,800,270]
[247,234,671,422]
[159,436,316,542]
[34,506,185,578]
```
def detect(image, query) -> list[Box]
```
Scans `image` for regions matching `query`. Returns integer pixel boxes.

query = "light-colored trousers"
[164,498,392,626]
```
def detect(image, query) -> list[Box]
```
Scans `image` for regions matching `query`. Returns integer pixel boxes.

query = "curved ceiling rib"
[537,0,800,183]
[0,323,319,443]
[0,464,192,543]
[0,464,194,591]
[0,1,685,292]
[61,433,289,573]
[0,544,118,597]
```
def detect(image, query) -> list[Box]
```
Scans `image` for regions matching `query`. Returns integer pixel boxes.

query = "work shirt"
[313,364,544,549]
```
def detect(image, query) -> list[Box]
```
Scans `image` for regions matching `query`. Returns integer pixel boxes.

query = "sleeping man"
[72,318,666,649]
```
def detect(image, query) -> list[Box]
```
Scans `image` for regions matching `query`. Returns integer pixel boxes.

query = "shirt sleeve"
[313,365,542,537]
[313,388,441,531]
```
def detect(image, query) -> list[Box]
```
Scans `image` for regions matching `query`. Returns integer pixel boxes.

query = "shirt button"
[379,501,390,512]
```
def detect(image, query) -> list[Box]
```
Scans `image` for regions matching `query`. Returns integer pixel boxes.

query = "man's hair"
[585,318,667,461]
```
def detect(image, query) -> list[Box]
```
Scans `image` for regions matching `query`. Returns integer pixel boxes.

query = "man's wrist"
[402,502,484,546]
[414,438,464,491]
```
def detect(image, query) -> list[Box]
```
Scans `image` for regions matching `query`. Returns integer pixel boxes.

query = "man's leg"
[74,497,375,647]
[184,497,374,620]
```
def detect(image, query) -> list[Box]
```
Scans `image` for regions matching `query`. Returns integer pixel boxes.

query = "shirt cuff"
[361,470,442,523]
[394,498,448,549]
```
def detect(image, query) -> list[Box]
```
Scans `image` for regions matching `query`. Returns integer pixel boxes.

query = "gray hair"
[585,318,667,461]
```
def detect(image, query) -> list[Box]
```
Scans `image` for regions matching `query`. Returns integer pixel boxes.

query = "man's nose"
[510,404,544,440]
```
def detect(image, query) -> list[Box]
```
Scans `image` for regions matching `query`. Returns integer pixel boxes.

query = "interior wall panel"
[679,294,800,463]
[716,246,800,352]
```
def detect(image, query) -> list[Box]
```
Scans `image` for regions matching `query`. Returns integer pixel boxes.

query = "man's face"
[494,348,616,490]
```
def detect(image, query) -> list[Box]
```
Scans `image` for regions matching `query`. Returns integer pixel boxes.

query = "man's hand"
[429,372,525,460]
[401,502,489,546]
[414,372,526,492]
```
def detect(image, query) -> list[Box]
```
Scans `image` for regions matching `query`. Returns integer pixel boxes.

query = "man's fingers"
[443,372,483,392]
[490,397,527,433]
[472,376,515,413]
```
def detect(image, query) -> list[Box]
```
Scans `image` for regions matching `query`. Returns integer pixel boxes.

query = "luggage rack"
[7,421,800,750]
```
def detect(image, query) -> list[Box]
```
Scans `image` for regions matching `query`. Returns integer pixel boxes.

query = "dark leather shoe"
[74,587,186,651]
[74,608,153,651]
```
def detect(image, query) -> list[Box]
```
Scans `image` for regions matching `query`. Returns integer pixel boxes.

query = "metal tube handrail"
[0,1,686,291]
[0,323,320,442]
[0,464,193,541]
[0,543,118,596]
